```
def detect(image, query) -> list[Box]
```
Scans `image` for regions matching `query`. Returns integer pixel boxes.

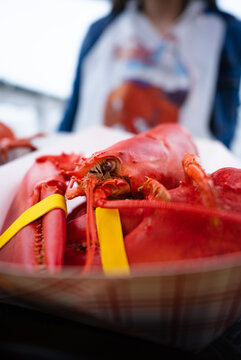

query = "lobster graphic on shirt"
[104,40,190,133]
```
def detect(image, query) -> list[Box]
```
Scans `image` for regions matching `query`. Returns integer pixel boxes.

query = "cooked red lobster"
[64,123,199,271]
[0,123,197,272]
[1,123,241,273]
[0,121,43,164]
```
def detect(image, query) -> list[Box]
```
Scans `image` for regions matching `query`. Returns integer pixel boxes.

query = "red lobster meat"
[0,153,80,273]
[65,154,241,270]
[0,121,43,164]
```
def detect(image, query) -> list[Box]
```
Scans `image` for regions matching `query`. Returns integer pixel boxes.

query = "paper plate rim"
[0,251,241,280]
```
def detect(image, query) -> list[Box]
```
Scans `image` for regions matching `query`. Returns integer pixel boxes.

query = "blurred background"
[0,0,240,156]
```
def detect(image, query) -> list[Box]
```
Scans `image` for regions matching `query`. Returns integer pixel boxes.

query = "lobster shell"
[0,153,80,273]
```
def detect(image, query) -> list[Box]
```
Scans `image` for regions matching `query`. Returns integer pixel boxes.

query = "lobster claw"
[0,153,80,273]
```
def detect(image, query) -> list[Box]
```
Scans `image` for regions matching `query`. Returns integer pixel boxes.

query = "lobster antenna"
[82,179,98,273]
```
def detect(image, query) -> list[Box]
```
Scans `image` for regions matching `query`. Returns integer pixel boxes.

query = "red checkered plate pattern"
[0,126,241,352]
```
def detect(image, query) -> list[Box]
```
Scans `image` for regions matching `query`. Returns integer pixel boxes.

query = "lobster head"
[65,124,199,205]
[65,150,133,205]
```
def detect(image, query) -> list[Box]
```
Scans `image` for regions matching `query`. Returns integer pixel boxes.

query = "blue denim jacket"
[59,6,241,148]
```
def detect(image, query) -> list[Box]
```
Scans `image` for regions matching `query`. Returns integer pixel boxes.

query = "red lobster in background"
[0,121,43,165]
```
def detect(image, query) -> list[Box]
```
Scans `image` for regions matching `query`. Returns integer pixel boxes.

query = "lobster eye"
[101,159,116,174]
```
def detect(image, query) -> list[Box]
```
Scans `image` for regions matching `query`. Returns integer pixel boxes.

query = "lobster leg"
[138,153,219,208]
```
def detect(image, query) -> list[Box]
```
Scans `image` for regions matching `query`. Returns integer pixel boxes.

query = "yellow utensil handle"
[0,194,67,249]
[96,207,130,276]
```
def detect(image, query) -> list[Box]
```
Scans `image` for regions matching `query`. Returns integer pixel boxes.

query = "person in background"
[58,0,241,149]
